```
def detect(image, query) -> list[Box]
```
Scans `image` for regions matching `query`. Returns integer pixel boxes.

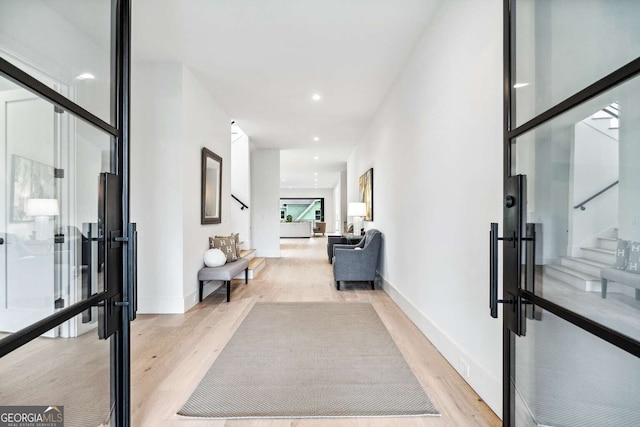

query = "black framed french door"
[0,1,136,426]
[493,1,640,426]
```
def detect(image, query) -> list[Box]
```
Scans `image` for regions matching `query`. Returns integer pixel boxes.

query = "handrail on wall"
[573,181,618,211]
[231,194,249,210]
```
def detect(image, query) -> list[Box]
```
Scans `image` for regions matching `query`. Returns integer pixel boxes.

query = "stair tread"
[248,257,266,269]
[546,264,599,281]
[598,237,617,242]
[560,256,610,269]
[240,249,256,258]
[581,247,615,255]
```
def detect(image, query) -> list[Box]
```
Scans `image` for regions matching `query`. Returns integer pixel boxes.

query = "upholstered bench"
[198,258,249,302]
[601,267,640,300]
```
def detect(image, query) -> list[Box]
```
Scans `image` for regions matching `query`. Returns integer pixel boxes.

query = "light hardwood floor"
[131,237,501,427]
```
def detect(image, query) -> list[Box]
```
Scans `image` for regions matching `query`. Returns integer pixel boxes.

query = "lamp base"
[33,216,53,241]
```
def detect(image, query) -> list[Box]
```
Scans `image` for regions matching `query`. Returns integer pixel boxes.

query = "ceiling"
[133,0,441,189]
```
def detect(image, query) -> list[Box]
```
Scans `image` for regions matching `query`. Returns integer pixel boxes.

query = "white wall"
[132,62,232,313]
[618,77,640,241]
[569,121,619,253]
[346,0,503,415]
[251,149,281,257]
[231,130,252,248]
[340,170,347,234]
[181,66,232,310]
[279,188,336,234]
[131,62,184,314]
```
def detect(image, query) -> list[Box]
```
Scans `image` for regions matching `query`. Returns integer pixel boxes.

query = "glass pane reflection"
[0,0,113,124]
[513,309,640,426]
[0,75,113,333]
[514,0,640,126]
[0,313,112,427]
[513,74,640,341]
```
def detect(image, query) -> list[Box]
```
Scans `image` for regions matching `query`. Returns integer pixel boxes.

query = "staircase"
[544,230,617,293]
[547,103,620,293]
[234,249,266,280]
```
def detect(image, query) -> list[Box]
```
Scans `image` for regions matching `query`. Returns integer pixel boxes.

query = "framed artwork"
[11,155,56,222]
[358,168,373,221]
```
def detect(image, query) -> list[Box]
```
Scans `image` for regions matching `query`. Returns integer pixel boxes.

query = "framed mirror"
[201,147,222,224]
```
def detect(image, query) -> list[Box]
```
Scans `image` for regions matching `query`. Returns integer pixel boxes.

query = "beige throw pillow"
[209,236,238,263]
[215,233,241,258]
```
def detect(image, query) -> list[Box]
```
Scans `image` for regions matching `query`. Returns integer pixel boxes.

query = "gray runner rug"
[178,302,439,419]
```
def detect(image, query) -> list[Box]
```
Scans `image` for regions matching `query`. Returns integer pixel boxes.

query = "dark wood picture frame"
[201,147,223,224]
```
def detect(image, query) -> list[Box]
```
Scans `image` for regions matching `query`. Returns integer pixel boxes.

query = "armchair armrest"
[333,246,367,265]
[332,243,359,256]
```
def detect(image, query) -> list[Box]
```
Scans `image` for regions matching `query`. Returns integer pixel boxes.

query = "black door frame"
[0,1,134,425]
[501,1,640,425]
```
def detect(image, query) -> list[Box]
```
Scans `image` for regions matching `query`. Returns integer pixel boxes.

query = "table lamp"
[347,202,367,236]
[26,198,59,240]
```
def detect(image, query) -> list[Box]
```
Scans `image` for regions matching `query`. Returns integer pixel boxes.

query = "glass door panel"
[512,74,640,341]
[513,0,640,127]
[505,2,640,426]
[0,74,114,335]
[0,0,114,124]
[512,309,640,426]
[0,1,130,424]
[0,313,112,426]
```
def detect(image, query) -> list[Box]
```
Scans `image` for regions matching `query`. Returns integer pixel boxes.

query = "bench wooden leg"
[245,268,248,284]
[199,280,204,302]
[601,278,608,299]
[226,280,230,302]
[370,280,374,290]
[336,280,340,291]
[636,289,640,301]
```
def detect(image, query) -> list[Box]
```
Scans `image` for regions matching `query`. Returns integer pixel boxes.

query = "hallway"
[131,238,500,426]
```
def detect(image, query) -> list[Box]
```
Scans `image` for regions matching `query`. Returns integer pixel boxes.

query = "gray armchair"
[332,229,381,290]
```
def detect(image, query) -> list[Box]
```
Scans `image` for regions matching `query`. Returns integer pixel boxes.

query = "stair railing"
[573,181,619,211]
[231,194,249,210]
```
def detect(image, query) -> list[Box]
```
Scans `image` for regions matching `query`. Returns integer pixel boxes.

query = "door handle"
[490,223,516,318]
[523,223,540,321]
[114,223,138,322]
[0,237,4,245]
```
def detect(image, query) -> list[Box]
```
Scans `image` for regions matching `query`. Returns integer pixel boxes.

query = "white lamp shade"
[347,202,367,217]
[26,199,59,216]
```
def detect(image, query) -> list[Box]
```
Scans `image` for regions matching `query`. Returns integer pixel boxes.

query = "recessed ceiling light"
[311,93,321,101]
[281,178,286,182]
[314,172,318,175]
[313,136,320,141]
[75,73,95,80]
[513,82,530,89]
[313,156,319,160]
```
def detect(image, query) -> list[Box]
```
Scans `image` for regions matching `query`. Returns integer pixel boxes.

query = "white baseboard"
[139,282,225,314]
[380,276,502,418]
[137,296,186,314]
[184,290,199,312]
